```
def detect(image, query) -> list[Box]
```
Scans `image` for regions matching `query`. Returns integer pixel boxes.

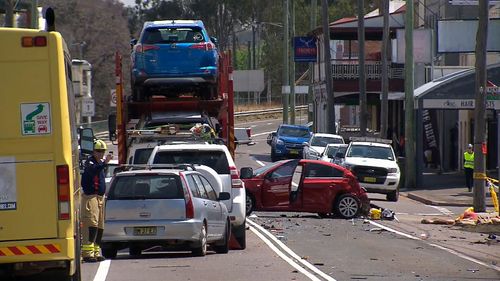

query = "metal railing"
[331,60,405,80]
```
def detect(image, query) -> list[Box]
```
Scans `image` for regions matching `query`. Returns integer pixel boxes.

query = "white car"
[105,159,119,194]
[342,138,400,201]
[147,143,247,249]
[303,133,345,160]
[320,143,348,164]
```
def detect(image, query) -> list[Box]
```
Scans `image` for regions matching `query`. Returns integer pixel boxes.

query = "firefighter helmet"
[93,139,107,151]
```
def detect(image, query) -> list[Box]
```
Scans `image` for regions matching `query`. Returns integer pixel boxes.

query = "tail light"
[22,36,47,47]
[134,44,160,53]
[56,165,70,220]
[246,128,252,138]
[230,166,243,188]
[180,174,194,219]
[189,42,215,51]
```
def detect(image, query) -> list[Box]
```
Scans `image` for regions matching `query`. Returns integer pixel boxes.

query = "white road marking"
[93,259,111,281]
[253,131,275,137]
[256,160,266,167]
[369,220,500,272]
[428,205,454,216]
[247,218,337,281]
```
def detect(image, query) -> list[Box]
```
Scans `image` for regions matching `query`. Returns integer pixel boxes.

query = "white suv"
[147,144,247,249]
[303,133,344,160]
[342,138,400,201]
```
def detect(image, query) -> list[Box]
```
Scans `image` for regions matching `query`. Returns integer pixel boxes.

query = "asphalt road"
[74,117,500,281]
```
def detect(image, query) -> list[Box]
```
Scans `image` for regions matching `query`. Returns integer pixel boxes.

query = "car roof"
[144,20,204,28]
[280,124,310,129]
[313,133,342,138]
[349,141,392,148]
[114,169,185,176]
[155,143,228,151]
[325,143,348,148]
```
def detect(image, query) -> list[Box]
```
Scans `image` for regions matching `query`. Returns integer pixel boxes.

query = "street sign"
[110,89,117,107]
[81,98,95,117]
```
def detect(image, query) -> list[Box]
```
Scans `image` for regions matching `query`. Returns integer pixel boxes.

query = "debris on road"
[421,218,455,225]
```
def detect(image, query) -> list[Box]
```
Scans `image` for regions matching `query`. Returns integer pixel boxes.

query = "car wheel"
[271,149,277,162]
[245,193,255,216]
[101,244,117,259]
[129,246,141,257]
[232,219,246,250]
[214,221,230,254]
[334,194,360,219]
[386,188,399,202]
[192,223,207,256]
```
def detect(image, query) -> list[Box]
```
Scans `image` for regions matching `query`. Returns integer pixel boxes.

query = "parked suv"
[268,124,312,162]
[303,133,344,160]
[147,144,247,249]
[342,138,401,201]
[102,166,231,257]
[130,20,218,100]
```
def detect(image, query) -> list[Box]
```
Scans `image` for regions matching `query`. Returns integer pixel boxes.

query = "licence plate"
[133,227,157,236]
[289,149,298,155]
[364,177,377,183]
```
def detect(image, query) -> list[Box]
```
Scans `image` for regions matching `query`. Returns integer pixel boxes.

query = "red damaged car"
[240,159,369,219]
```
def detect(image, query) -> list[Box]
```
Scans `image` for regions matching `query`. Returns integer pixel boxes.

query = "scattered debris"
[322,233,332,236]
[421,218,455,225]
[369,227,386,232]
[313,262,324,266]
[467,268,479,273]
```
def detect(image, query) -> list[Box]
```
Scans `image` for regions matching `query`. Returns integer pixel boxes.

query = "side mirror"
[210,36,218,46]
[79,128,94,155]
[240,167,254,179]
[130,38,138,49]
[266,132,276,145]
[108,114,117,143]
[218,192,231,201]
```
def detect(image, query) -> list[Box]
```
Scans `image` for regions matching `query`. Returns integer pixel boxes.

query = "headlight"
[276,139,284,145]
[387,167,398,173]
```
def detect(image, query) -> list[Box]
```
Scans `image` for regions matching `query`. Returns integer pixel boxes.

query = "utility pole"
[404,0,416,189]
[358,0,367,136]
[473,0,489,212]
[381,0,389,139]
[232,29,237,70]
[282,0,290,124]
[308,0,318,124]
[290,0,296,125]
[252,12,256,70]
[321,0,335,133]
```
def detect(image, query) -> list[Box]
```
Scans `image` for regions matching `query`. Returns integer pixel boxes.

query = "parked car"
[241,159,369,219]
[303,133,344,160]
[147,143,247,249]
[320,144,349,165]
[105,159,119,193]
[342,137,401,201]
[268,124,312,162]
[101,166,231,258]
[130,20,218,100]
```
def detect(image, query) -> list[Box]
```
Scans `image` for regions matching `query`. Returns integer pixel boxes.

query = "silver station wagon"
[101,165,231,258]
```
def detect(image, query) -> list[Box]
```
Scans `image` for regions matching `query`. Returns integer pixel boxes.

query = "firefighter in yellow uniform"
[81,139,113,262]
[463,144,474,192]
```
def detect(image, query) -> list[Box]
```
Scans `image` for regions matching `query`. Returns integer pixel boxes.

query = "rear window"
[132,148,154,164]
[143,27,205,44]
[108,175,183,200]
[153,150,230,174]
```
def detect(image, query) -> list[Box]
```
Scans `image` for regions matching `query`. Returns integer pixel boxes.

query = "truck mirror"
[266,132,276,145]
[130,38,138,49]
[80,128,94,155]
[108,114,117,143]
[210,36,218,46]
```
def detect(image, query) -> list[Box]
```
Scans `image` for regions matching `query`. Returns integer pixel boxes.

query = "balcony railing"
[331,59,404,80]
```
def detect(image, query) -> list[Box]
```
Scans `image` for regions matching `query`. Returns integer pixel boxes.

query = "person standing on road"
[81,139,113,262]
[463,144,474,192]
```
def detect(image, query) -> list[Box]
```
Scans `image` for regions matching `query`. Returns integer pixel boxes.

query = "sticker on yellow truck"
[0,244,61,256]
[20,103,51,135]
[0,157,16,211]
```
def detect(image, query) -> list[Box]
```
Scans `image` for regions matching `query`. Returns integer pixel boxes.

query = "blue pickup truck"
[267,124,312,162]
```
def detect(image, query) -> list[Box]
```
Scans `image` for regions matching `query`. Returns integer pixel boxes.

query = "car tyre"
[214,221,230,254]
[386,188,399,202]
[271,149,278,162]
[245,193,255,216]
[334,194,360,219]
[232,219,246,250]
[129,246,141,257]
[101,244,117,259]
[192,223,207,256]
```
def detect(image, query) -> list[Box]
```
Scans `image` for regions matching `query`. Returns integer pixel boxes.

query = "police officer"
[81,139,113,262]
[463,144,474,192]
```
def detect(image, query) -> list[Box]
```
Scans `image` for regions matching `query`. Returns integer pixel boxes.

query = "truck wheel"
[271,150,277,162]
[129,246,141,257]
[214,221,230,254]
[232,220,246,250]
[386,189,399,202]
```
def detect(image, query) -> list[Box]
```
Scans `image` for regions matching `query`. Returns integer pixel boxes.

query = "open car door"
[261,160,299,210]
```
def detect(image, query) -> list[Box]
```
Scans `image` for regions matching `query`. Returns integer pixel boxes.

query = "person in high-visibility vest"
[463,143,474,192]
[81,139,113,262]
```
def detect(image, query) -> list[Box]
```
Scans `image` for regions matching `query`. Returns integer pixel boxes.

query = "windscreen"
[153,150,229,174]
[347,145,394,161]
[108,175,183,200]
[311,136,343,147]
[279,127,310,138]
[143,27,205,44]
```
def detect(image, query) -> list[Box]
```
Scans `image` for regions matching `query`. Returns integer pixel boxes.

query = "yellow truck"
[0,9,81,281]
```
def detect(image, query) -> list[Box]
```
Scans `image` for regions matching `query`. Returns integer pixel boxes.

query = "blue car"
[130,20,219,101]
[268,124,312,162]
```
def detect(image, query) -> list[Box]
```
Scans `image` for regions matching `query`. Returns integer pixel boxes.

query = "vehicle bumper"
[229,187,246,227]
[132,69,217,86]
[360,175,400,194]
[102,220,203,243]
[274,146,304,158]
